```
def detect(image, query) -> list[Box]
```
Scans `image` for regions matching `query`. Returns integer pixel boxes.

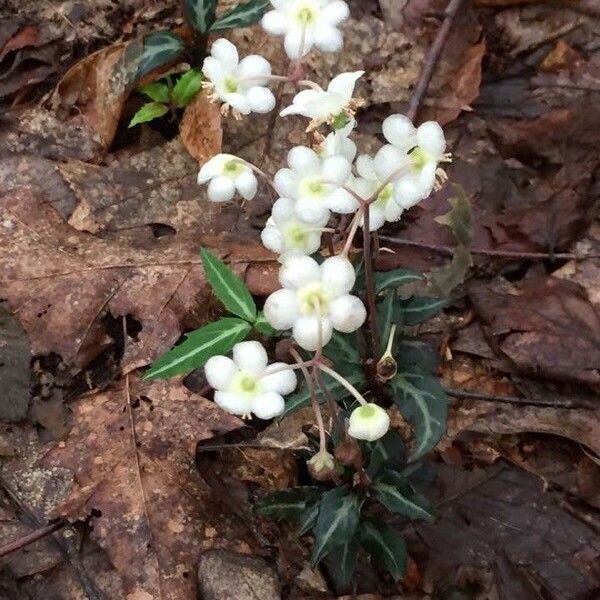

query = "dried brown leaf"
[179,90,223,164]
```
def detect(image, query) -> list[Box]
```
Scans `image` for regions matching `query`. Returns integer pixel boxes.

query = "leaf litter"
[0,0,599,597]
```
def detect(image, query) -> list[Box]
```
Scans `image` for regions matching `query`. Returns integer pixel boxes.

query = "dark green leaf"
[183,0,217,32]
[310,488,361,565]
[388,372,448,461]
[323,331,361,376]
[200,248,257,322]
[366,430,406,478]
[323,538,359,593]
[211,0,270,31]
[398,296,447,326]
[282,372,366,418]
[373,470,435,522]
[144,318,251,379]
[395,339,438,373]
[128,102,169,127]
[138,82,170,103]
[256,486,321,521]
[359,519,407,580]
[296,502,319,536]
[374,268,423,294]
[254,311,276,336]
[171,69,203,108]
[136,31,185,79]
[434,187,472,248]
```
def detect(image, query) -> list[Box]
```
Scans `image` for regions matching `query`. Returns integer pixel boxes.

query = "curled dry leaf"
[180,90,224,163]
[44,376,242,600]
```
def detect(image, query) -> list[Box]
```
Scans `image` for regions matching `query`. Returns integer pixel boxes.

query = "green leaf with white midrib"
[310,488,361,565]
[399,296,447,326]
[200,248,257,322]
[388,372,447,461]
[372,471,435,522]
[144,318,251,379]
[184,0,217,33]
[211,0,271,30]
[256,486,321,521]
[136,31,185,79]
[359,519,407,580]
[282,372,366,418]
[374,268,423,294]
[323,537,359,592]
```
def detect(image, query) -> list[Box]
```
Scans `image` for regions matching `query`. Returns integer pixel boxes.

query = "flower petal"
[264,288,299,330]
[204,355,238,391]
[374,144,409,181]
[295,196,330,224]
[279,255,321,289]
[314,24,343,53]
[325,188,359,214]
[261,363,297,394]
[271,197,296,224]
[197,154,225,183]
[384,199,404,222]
[292,316,333,351]
[321,0,350,25]
[237,55,271,83]
[288,146,321,175]
[284,27,314,59]
[246,86,276,113]
[207,176,235,202]
[210,38,239,71]
[251,392,285,419]
[224,92,251,114]
[214,391,251,416]
[261,10,289,35]
[274,168,298,198]
[321,155,351,184]
[329,294,367,333]
[232,341,268,375]
[348,404,390,441]
[202,56,225,85]
[320,255,356,297]
[393,174,427,209]
[235,171,258,200]
[326,71,364,101]
[261,223,284,253]
[364,204,386,231]
[356,154,376,181]
[382,114,416,149]
[416,121,445,157]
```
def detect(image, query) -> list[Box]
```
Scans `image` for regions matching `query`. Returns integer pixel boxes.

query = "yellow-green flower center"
[223,159,244,179]
[374,183,393,207]
[224,77,239,93]
[231,371,260,397]
[356,404,376,419]
[284,222,309,249]
[299,177,328,200]
[409,146,431,171]
[295,4,317,25]
[298,281,329,315]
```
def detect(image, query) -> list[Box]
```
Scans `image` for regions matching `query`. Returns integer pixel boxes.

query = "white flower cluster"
[198,1,450,443]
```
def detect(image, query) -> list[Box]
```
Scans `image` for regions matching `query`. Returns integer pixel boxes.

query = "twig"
[0,474,105,600]
[362,208,380,359]
[377,235,596,261]
[444,386,595,409]
[0,520,66,558]
[406,0,466,122]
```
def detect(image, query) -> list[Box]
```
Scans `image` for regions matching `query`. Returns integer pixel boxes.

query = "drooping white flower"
[197,153,258,202]
[202,38,276,116]
[317,117,357,162]
[352,155,403,231]
[280,71,364,130]
[274,145,356,224]
[374,114,449,209]
[347,403,390,441]
[264,255,366,351]
[261,197,329,259]
[204,341,297,419]
[262,0,350,59]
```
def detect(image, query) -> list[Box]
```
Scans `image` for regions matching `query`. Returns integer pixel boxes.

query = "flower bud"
[347,404,390,442]
[376,354,397,383]
[307,451,337,482]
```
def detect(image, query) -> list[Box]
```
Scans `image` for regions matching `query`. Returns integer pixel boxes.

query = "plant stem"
[290,348,326,451]
[341,208,363,256]
[362,206,380,359]
[317,364,368,406]
[259,360,314,378]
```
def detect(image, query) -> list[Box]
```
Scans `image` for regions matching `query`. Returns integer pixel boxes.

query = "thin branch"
[362,207,380,358]
[0,520,66,558]
[406,0,467,122]
[444,386,595,409]
[377,235,596,261]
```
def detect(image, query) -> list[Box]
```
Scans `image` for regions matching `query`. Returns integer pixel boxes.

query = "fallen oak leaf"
[44,376,242,600]
[180,89,223,163]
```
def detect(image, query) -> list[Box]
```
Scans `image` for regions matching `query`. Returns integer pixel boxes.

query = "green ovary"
[231,371,260,398]
[295,3,317,25]
[222,159,244,179]
[356,404,376,419]
[299,177,328,201]
[284,222,309,249]
[298,282,330,315]
[409,146,431,171]
[224,77,239,93]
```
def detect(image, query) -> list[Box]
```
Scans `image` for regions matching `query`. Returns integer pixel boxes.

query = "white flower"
[264,255,366,351]
[262,0,350,59]
[375,114,449,209]
[274,145,357,224]
[261,197,328,259]
[281,71,364,130]
[352,155,403,231]
[202,38,275,116]
[204,341,297,419]
[347,403,390,441]
[317,118,357,162]
[197,153,258,202]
